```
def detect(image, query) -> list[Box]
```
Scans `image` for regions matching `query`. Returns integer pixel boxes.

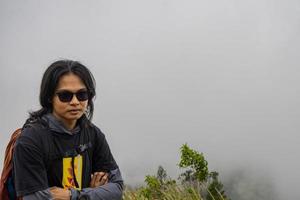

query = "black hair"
[29,60,96,125]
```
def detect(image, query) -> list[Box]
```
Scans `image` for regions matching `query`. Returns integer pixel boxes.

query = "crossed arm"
[50,171,109,199]
[23,168,123,200]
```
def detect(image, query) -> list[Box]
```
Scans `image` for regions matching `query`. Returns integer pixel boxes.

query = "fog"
[1,0,300,199]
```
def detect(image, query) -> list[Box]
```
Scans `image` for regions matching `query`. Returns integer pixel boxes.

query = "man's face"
[52,73,88,129]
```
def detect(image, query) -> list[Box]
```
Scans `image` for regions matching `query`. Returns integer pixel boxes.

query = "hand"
[90,171,109,188]
[49,187,71,200]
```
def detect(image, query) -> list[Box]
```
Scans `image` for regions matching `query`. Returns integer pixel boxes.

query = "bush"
[123,144,230,200]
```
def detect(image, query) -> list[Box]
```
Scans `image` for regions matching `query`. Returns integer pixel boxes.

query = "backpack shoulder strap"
[0,128,22,200]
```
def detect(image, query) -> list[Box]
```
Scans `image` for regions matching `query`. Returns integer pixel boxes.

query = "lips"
[68,109,82,114]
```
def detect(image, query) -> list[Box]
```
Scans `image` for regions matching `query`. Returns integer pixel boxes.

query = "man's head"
[39,60,96,121]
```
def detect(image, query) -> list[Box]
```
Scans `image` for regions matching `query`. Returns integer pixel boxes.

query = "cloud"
[223,168,279,200]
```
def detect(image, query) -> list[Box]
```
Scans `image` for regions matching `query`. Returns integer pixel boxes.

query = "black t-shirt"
[13,120,118,197]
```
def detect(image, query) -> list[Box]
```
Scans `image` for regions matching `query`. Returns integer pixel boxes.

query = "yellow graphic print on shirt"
[62,155,83,190]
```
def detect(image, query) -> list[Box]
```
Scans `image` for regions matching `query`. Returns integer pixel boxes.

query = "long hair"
[29,60,96,124]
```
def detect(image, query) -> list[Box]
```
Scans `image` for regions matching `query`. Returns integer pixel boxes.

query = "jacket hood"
[41,113,81,135]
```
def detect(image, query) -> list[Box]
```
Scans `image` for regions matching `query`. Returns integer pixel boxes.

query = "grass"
[122,182,227,200]
[123,183,204,200]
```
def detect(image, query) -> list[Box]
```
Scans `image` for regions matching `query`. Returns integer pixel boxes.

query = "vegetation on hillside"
[123,144,230,200]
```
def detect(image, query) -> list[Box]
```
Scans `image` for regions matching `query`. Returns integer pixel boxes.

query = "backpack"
[0,128,22,200]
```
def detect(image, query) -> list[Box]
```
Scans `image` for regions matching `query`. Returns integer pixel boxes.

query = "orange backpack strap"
[0,128,22,200]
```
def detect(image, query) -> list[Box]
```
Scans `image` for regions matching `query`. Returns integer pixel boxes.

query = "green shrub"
[123,144,230,200]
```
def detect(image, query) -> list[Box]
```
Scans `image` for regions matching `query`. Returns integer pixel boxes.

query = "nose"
[70,94,80,105]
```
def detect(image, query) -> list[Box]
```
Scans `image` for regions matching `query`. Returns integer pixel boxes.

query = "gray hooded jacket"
[22,114,123,200]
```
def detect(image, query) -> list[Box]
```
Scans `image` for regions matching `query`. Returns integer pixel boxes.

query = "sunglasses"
[56,90,89,102]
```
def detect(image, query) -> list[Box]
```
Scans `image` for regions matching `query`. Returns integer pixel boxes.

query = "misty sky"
[1,1,299,199]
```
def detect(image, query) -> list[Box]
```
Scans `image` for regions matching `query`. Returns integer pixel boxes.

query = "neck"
[52,113,77,130]
[62,120,77,130]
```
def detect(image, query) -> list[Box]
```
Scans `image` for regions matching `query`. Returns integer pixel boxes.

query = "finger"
[98,172,106,179]
[90,172,98,187]
[96,173,109,187]
[49,187,64,199]
[90,172,105,187]
[93,172,107,187]
[105,175,109,184]
[91,171,108,187]
[94,172,105,184]
[90,173,96,185]
[99,174,108,186]
[50,188,70,200]
[49,186,59,193]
